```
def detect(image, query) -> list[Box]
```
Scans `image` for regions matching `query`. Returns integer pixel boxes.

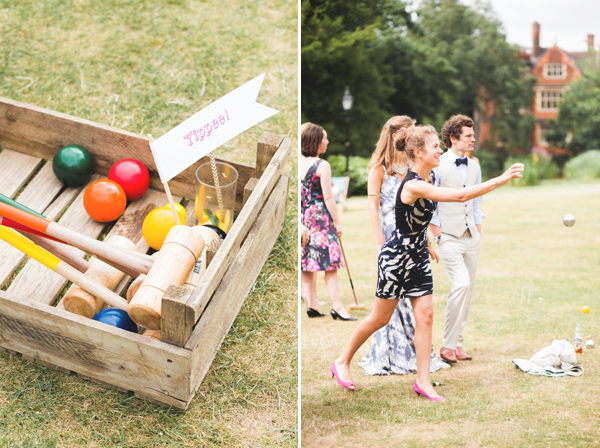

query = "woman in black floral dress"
[331,125,524,401]
[301,123,354,320]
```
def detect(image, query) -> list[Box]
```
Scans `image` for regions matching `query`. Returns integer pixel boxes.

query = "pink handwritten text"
[183,108,230,147]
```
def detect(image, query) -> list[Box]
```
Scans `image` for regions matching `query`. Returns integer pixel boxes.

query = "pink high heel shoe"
[413,381,444,402]
[330,362,355,391]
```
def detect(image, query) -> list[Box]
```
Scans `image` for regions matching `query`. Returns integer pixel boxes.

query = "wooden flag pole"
[149,134,181,225]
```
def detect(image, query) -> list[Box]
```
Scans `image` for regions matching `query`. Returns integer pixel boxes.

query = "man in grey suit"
[429,115,483,364]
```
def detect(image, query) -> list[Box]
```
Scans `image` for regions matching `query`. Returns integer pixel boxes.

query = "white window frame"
[538,89,563,111]
[538,122,550,145]
[544,63,567,79]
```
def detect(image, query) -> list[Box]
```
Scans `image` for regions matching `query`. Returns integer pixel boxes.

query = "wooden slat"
[159,137,291,345]
[185,176,289,394]
[6,175,105,303]
[14,161,65,212]
[0,291,192,406]
[255,132,284,179]
[0,97,255,205]
[243,177,259,206]
[0,149,42,194]
[0,150,44,286]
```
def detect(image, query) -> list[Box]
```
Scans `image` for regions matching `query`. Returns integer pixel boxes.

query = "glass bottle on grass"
[195,160,238,234]
[574,323,583,354]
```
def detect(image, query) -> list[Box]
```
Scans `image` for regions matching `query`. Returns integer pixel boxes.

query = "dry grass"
[302,180,600,447]
[0,0,298,446]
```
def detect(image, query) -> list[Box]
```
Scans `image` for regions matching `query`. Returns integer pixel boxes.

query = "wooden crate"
[0,97,292,409]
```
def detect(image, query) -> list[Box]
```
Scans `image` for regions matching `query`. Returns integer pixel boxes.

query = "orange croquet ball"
[83,178,127,222]
[142,205,186,250]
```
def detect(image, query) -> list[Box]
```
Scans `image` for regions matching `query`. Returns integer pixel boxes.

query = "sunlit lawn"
[302,180,600,447]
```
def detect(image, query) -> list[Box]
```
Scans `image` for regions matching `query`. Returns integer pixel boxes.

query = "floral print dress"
[301,159,343,272]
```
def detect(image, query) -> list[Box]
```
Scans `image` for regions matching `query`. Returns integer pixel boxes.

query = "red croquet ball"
[108,158,150,201]
[83,178,127,222]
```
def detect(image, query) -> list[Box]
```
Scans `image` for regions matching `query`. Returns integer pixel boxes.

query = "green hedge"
[563,150,600,179]
[504,153,559,186]
[327,155,370,196]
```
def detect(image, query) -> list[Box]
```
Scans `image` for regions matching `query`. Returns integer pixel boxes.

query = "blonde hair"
[406,125,439,183]
[368,116,415,176]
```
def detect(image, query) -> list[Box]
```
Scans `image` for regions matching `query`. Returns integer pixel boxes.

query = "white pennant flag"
[149,73,278,183]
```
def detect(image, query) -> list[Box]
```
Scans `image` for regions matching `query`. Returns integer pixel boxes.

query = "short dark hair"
[441,115,474,149]
[301,122,324,157]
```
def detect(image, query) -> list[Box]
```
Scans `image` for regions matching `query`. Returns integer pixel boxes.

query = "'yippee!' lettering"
[183,109,230,147]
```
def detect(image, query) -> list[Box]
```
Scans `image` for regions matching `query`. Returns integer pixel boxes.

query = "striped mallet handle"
[0,195,153,264]
[0,226,128,310]
[0,201,152,277]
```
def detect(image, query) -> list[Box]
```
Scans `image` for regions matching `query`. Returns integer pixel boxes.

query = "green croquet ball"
[52,145,94,187]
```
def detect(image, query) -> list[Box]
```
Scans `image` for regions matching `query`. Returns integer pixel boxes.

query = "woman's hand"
[335,222,343,239]
[301,224,310,247]
[428,245,439,263]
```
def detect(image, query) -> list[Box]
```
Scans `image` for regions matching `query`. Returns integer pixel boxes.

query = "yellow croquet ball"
[582,306,590,314]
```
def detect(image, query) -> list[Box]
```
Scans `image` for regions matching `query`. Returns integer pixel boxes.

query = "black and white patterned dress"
[376,170,436,299]
[360,168,445,375]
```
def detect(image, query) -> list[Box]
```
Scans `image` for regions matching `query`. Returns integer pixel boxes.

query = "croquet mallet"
[338,238,366,310]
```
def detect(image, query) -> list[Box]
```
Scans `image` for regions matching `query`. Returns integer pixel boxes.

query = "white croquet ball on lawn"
[563,214,576,227]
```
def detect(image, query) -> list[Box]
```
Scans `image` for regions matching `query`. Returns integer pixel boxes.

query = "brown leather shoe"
[439,347,457,363]
[455,346,472,361]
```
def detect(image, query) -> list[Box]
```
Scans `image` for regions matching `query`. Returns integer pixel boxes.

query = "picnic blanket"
[512,339,584,377]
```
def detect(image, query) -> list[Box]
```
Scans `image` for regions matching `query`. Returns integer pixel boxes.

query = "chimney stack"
[533,22,540,56]
[588,34,594,51]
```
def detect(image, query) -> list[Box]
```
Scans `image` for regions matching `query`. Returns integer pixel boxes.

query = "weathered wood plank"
[185,137,292,324]
[0,150,44,287]
[0,97,255,206]
[0,291,192,404]
[6,175,105,303]
[14,161,65,213]
[243,177,259,206]
[186,175,289,393]
[255,132,284,179]
[0,148,42,194]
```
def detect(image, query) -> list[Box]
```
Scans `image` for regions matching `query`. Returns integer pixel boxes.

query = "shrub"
[476,149,505,180]
[327,154,370,196]
[504,153,559,186]
[563,150,600,179]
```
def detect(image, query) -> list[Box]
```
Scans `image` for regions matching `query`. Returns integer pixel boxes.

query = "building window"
[539,90,563,110]
[539,122,550,145]
[545,63,566,79]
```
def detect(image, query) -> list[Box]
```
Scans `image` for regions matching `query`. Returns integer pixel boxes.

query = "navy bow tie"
[455,157,468,166]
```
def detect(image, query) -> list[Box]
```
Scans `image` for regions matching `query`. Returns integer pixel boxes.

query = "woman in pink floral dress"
[301,123,355,321]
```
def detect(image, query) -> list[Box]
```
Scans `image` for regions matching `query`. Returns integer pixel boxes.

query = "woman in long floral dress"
[359,116,449,375]
[301,122,354,320]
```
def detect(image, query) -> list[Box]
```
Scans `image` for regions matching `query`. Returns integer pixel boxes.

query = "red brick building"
[477,22,597,154]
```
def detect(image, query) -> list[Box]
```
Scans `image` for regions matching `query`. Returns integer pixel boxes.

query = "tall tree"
[414,0,535,150]
[301,0,396,158]
[550,66,600,155]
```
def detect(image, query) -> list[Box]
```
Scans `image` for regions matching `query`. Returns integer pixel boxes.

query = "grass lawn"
[0,0,298,446]
[302,180,600,447]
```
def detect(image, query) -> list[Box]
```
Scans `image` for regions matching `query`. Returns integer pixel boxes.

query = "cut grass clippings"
[0,0,298,446]
[302,180,600,447]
